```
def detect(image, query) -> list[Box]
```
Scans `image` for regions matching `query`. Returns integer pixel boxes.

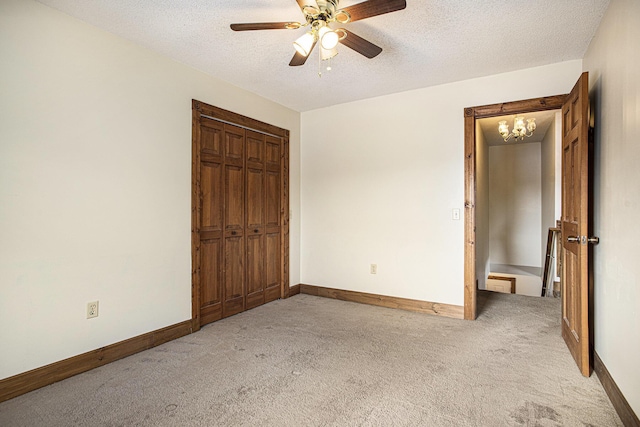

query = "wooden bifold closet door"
[192,101,289,329]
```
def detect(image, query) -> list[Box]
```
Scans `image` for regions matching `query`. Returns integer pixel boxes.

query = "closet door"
[245,131,266,310]
[222,124,245,318]
[264,135,282,303]
[193,100,289,329]
[198,118,224,324]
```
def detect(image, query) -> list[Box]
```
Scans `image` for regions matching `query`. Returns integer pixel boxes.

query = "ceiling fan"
[230,0,407,68]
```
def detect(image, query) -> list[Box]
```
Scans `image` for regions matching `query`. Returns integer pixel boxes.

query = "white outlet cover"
[87,301,99,319]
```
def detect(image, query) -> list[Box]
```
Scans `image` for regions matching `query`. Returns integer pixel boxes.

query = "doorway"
[463,96,567,320]
[476,110,561,297]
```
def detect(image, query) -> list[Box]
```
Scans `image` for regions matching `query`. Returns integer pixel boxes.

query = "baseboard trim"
[594,351,640,427]
[288,283,301,297]
[0,320,193,403]
[299,284,464,319]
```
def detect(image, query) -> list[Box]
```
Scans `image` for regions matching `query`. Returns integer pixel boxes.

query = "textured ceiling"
[36,0,610,112]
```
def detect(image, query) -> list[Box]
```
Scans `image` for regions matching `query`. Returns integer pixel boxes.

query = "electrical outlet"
[370,264,377,274]
[87,301,99,319]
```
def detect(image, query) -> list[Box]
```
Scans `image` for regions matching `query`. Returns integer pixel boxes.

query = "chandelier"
[498,116,536,142]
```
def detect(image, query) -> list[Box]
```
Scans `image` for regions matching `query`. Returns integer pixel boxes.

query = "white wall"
[489,143,542,268]
[0,0,300,379]
[475,122,490,290]
[541,117,557,268]
[583,0,640,415]
[300,60,582,306]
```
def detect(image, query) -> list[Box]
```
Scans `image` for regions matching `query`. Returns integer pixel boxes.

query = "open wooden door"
[561,72,595,377]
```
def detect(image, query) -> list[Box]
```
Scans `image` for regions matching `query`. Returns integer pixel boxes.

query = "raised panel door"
[245,130,266,309]
[198,118,224,326]
[223,125,246,318]
[561,72,591,376]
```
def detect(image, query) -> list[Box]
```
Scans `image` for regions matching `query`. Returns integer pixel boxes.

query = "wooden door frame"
[191,100,290,331]
[463,95,566,320]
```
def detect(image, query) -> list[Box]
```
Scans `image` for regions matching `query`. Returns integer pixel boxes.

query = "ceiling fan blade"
[230,22,299,31]
[340,0,406,23]
[289,41,317,66]
[339,30,382,58]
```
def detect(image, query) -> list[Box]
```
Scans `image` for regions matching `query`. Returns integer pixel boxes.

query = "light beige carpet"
[0,291,622,426]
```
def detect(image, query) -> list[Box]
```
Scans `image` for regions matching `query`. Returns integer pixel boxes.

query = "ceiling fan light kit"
[230,0,406,75]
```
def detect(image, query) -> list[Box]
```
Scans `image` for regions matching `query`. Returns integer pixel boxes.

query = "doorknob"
[567,236,580,243]
[588,236,600,244]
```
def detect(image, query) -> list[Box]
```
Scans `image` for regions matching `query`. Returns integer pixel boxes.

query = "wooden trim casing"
[463,95,567,320]
[191,103,202,332]
[464,109,476,320]
[594,352,640,427]
[299,284,464,319]
[0,321,192,403]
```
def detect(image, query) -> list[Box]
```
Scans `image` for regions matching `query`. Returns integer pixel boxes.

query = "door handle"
[588,236,600,245]
[567,236,580,243]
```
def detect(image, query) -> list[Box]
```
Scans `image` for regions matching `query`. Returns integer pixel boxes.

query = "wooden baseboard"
[0,320,193,403]
[594,352,640,427]
[299,284,464,319]
[288,283,301,297]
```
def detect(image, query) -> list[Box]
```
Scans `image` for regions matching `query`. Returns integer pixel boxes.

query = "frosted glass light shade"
[294,32,315,57]
[318,26,339,50]
[320,46,338,60]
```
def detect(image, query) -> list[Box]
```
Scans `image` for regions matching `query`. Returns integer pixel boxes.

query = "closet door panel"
[265,232,281,303]
[246,168,264,231]
[201,120,223,158]
[245,130,266,309]
[198,118,225,326]
[247,132,265,165]
[224,235,244,317]
[266,171,280,229]
[246,234,264,309]
[266,137,280,170]
[224,125,244,164]
[222,124,246,317]
[225,165,244,232]
[201,163,223,232]
[200,239,222,323]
